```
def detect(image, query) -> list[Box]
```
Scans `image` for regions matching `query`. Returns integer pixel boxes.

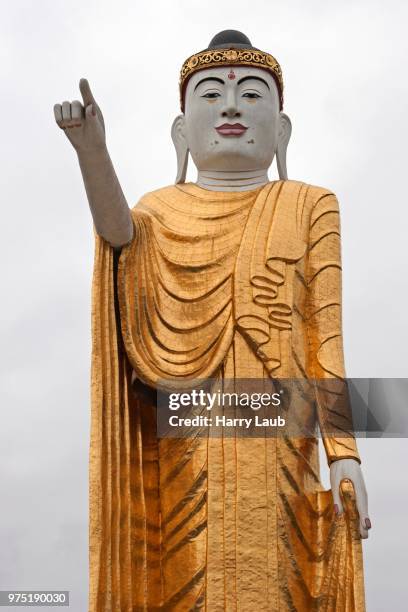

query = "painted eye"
[202,92,221,99]
[242,92,261,99]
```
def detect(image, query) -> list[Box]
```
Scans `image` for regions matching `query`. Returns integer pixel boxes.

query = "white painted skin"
[53,74,371,539]
[331,459,371,539]
[172,65,291,190]
[54,80,133,248]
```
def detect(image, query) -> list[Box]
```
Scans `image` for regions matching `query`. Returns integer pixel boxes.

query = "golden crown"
[179,47,284,112]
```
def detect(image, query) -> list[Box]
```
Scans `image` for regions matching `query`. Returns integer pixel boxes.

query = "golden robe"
[89,180,365,611]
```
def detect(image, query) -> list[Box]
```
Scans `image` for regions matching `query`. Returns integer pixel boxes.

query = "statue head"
[172,30,292,183]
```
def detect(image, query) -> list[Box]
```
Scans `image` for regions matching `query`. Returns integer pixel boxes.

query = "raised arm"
[53,79,133,247]
[306,191,371,538]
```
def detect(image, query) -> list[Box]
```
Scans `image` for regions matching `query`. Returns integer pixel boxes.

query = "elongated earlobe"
[171,115,189,183]
[276,113,292,180]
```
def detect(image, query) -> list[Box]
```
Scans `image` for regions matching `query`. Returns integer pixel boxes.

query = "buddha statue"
[54,29,370,611]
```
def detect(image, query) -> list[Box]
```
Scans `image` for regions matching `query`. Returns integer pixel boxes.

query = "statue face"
[183,66,281,172]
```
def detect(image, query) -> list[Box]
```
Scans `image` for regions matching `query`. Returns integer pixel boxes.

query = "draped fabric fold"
[117,183,257,390]
[89,181,365,611]
[90,236,164,611]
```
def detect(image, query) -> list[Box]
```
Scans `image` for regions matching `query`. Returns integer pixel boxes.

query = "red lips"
[215,123,248,136]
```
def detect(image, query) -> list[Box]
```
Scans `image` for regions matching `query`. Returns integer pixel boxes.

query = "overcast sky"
[1,1,407,610]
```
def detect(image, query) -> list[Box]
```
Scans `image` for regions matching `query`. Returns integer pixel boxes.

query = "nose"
[220,88,241,118]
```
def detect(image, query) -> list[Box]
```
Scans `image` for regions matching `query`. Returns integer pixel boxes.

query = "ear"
[171,114,189,184]
[276,112,292,180]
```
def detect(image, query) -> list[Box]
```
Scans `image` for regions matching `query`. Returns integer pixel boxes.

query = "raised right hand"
[53,79,106,153]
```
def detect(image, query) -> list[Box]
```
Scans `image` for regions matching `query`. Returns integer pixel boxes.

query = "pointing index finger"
[79,78,96,107]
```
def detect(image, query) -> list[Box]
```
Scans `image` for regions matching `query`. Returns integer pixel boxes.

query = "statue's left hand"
[330,458,371,539]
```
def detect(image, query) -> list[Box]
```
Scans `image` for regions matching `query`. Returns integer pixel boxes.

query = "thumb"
[331,482,344,516]
[330,466,344,516]
[85,104,97,119]
[80,78,96,107]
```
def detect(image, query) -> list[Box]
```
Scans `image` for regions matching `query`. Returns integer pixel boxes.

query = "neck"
[196,169,270,192]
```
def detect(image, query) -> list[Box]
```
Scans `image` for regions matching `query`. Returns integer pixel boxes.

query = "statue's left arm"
[306,190,371,538]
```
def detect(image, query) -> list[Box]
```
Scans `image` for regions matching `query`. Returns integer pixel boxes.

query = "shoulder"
[282,180,341,227]
[143,184,181,199]
[132,184,180,209]
[282,179,337,203]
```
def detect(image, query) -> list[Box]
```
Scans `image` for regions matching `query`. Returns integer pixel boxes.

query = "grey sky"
[1,1,407,610]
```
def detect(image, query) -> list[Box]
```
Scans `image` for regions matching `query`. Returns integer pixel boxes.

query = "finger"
[354,478,370,536]
[62,101,71,122]
[360,522,369,539]
[330,465,344,515]
[71,100,84,124]
[365,517,372,530]
[332,484,344,516]
[53,104,63,126]
[85,103,97,119]
[79,78,96,107]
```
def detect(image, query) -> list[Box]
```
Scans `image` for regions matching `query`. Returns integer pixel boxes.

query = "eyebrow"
[193,75,270,92]
[237,76,270,89]
[194,77,225,91]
